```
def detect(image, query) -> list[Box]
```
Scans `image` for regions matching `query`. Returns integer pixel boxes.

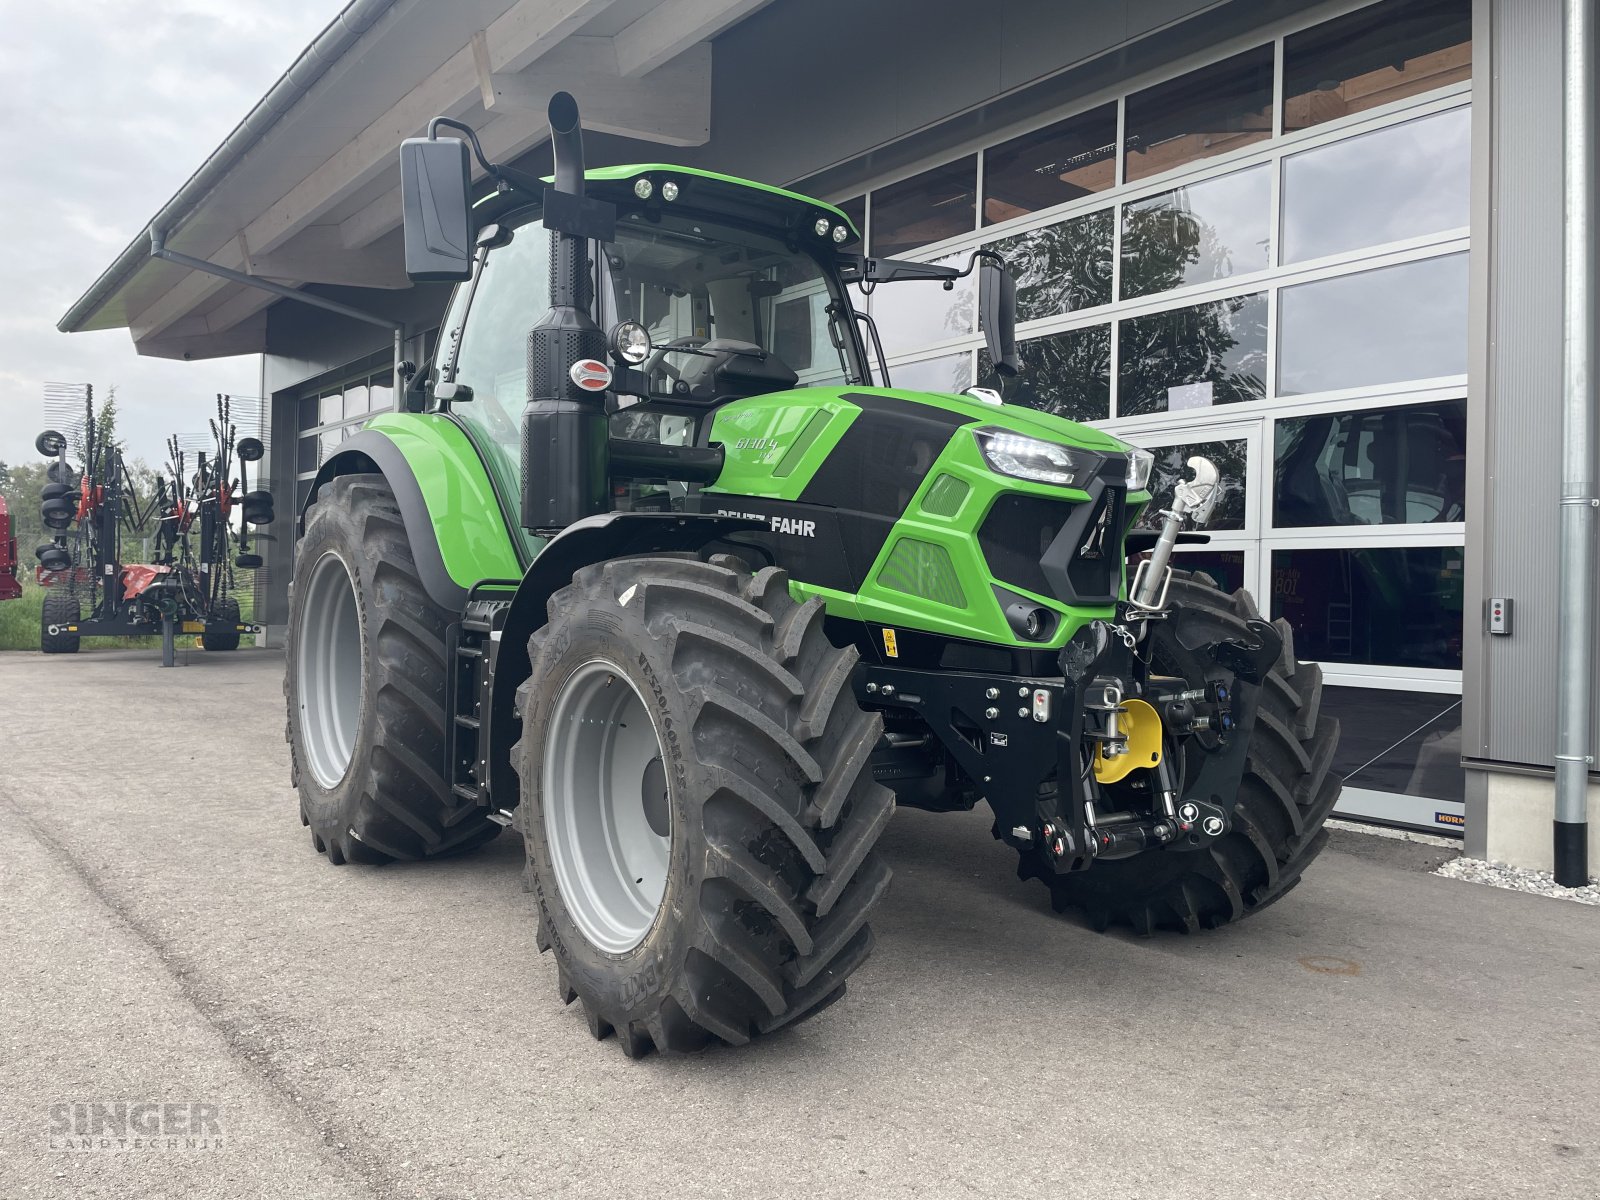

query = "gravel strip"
[1435,855,1600,906]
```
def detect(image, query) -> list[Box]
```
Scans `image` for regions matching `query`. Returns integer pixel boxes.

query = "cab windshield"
[601,209,855,389]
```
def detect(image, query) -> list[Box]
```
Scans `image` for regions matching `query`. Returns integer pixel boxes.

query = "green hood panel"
[364,413,525,589]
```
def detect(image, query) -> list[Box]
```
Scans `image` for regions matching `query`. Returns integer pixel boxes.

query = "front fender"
[485,512,765,810]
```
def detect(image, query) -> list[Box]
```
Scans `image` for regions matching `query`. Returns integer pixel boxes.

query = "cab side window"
[447,217,552,449]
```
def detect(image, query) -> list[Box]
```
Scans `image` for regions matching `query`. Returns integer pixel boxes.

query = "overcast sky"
[0,0,344,471]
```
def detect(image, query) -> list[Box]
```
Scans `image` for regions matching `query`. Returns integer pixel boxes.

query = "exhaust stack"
[520,91,610,534]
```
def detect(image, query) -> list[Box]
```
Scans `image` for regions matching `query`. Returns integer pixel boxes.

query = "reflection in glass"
[983,104,1118,224]
[1170,548,1247,594]
[869,253,975,359]
[297,434,319,474]
[1124,46,1274,183]
[988,209,1113,320]
[1274,399,1467,528]
[1284,0,1471,132]
[318,391,342,426]
[1117,292,1267,416]
[1270,545,1464,668]
[297,397,318,432]
[1121,165,1271,299]
[977,324,1110,423]
[892,353,973,395]
[1134,439,1248,530]
[1278,254,1467,395]
[343,384,369,418]
[1322,686,1464,803]
[870,157,977,257]
[1283,108,1470,263]
[368,380,394,414]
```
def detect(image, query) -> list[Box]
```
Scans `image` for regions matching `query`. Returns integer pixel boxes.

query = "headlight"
[609,320,652,365]
[633,178,654,199]
[973,427,1100,488]
[660,180,680,201]
[1126,447,1155,492]
[831,224,850,243]
[814,217,831,237]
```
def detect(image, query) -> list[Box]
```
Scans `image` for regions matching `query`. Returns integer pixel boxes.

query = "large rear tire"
[284,474,499,864]
[1021,571,1340,933]
[40,592,80,654]
[514,556,893,1057]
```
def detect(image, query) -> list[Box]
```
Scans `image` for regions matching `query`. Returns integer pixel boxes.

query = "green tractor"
[286,94,1339,1057]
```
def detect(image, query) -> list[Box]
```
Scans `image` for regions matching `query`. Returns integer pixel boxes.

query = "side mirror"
[400,137,473,281]
[979,259,1020,377]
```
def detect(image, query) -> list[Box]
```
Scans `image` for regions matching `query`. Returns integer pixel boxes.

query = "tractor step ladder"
[447,582,518,808]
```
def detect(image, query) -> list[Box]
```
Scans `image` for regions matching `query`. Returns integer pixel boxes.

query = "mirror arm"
[428,116,544,201]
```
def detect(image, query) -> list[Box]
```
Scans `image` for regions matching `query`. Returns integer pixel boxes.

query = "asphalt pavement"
[1,647,1595,1199]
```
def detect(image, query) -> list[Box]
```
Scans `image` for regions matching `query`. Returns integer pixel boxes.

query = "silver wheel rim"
[542,660,672,955]
[297,550,363,789]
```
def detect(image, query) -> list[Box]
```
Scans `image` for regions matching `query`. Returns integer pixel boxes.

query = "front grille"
[978,493,1078,599]
[979,485,1128,605]
[1065,487,1124,601]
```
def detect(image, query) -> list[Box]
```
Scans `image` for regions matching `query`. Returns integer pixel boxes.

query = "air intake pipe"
[520,91,610,534]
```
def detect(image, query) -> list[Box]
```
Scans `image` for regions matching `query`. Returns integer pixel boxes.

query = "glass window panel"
[1283,107,1470,263]
[368,380,394,414]
[1133,439,1248,530]
[977,324,1111,423]
[1284,0,1471,133]
[295,477,313,514]
[297,396,317,432]
[1274,398,1467,528]
[452,212,554,481]
[1278,253,1467,395]
[1270,545,1464,668]
[1170,547,1247,594]
[320,429,343,459]
[1117,292,1268,416]
[988,208,1114,320]
[892,353,973,395]
[983,103,1118,225]
[1124,46,1274,184]
[296,434,319,474]
[869,253,975,359]
[1121,165,1271,299]
[343,383,369,417]
[1322,685,1464,804]
[870,156,977,257]
[318,390,342,425]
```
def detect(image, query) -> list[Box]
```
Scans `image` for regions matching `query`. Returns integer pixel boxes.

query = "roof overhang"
[60,0,772,361]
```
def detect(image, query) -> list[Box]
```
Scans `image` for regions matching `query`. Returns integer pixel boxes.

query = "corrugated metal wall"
[1470,0,1600,768]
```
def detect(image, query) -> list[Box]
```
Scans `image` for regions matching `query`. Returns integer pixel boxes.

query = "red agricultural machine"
[31,386,275,663]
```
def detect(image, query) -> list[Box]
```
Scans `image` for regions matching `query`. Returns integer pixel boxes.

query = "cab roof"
[476,164,861,247]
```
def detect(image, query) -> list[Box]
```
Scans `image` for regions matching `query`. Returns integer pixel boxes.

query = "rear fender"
[300,415,523,611]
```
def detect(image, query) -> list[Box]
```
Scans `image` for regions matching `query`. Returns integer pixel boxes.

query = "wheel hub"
[542,661,672,954]
[296,551,363,789]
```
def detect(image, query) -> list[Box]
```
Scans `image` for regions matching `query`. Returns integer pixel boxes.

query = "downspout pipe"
[149,230,406,395]
[1554,0,1596,887]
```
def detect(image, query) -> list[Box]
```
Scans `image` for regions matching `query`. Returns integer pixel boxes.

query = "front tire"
[284,474,498,864]
[1022,571,1340,933]
[41,592,80,654]
[514,556,893,1057]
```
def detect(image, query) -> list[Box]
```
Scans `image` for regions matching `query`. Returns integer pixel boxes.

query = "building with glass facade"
[60,0,1597,870]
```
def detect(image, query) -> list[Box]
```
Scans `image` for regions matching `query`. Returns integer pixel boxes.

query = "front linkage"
[854,456,1281,877]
